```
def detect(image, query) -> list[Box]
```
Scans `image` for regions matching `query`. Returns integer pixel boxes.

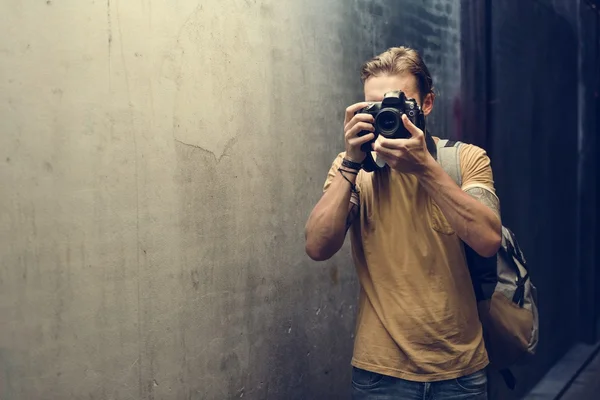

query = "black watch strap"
[342,158,362,170]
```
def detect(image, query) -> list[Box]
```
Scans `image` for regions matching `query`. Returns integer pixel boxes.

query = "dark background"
[459,0,599,398]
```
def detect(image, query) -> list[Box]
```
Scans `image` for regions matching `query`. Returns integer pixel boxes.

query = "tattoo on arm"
[465,187,501,219]
[346,203,359,231]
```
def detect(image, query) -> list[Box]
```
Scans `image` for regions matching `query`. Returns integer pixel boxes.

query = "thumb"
[402,114,423,138]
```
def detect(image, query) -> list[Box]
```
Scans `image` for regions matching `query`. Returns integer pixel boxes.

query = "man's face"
[363,73,433,116]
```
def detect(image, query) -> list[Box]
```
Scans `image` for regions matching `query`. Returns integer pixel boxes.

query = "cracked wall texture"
[0,1,460,399]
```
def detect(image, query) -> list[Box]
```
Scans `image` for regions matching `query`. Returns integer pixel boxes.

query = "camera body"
[355,90,426,153]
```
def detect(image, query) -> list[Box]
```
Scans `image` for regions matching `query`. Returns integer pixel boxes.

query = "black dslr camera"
[355,90,426,171]
[356,90,425,146]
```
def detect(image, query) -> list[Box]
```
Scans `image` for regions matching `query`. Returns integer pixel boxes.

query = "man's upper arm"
[459,144,501,220]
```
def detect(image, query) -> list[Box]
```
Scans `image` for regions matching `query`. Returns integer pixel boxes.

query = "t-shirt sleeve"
[323,152,360,206]
[458,144,497,195]
[323,152,345,193]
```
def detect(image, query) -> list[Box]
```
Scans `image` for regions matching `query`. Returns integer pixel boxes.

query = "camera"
[355,90,426,153]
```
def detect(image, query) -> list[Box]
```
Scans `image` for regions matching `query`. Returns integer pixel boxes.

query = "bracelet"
[342,158,362,171]
[338,168,360,194]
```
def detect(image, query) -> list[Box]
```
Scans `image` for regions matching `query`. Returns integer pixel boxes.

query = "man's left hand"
[372,114,434,174]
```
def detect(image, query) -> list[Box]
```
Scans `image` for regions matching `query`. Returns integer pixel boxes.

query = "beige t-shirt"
[323,139,494,382]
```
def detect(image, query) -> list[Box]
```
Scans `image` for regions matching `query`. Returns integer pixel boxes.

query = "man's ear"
[422,92,435,116]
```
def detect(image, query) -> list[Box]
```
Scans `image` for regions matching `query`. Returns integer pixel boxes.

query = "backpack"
[436,139,539,390]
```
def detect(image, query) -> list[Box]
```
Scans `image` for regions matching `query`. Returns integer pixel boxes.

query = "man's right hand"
[344,102,376,163]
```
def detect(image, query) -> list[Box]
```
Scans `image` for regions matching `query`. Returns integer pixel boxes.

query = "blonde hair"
[360,46,434,102]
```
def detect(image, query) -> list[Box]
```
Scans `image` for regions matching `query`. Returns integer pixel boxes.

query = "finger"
[345,102,372,124]
[346,121,374,139]
[348,133,375,147]
[372,143,396,163]
[344,111,375,132]
[372,138,396,157]
[376,136,409,150]
[401,114,423,138]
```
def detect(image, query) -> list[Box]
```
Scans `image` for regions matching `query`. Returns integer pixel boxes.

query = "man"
[304,46,502,399]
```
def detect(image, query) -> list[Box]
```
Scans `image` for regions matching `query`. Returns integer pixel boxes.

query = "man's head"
[360,46,434,117]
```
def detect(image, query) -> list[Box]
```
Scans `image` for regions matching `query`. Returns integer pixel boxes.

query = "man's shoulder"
[455,141,491,166]
[457,141,488,155]
[440,138,491,166]
[432,136,488,154]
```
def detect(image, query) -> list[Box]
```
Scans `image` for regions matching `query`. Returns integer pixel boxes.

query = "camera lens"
[376,109,400,136]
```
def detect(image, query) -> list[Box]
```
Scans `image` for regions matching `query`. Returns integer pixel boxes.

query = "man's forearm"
[417,157,502,257]
[305,171,358,261]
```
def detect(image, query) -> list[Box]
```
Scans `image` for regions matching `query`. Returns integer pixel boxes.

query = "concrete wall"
[0,1,461,399]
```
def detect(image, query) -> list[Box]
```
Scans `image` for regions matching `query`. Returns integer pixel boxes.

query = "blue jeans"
[351,367,488,400]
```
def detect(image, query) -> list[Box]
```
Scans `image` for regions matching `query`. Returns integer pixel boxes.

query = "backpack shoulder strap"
[436,139,463,187]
